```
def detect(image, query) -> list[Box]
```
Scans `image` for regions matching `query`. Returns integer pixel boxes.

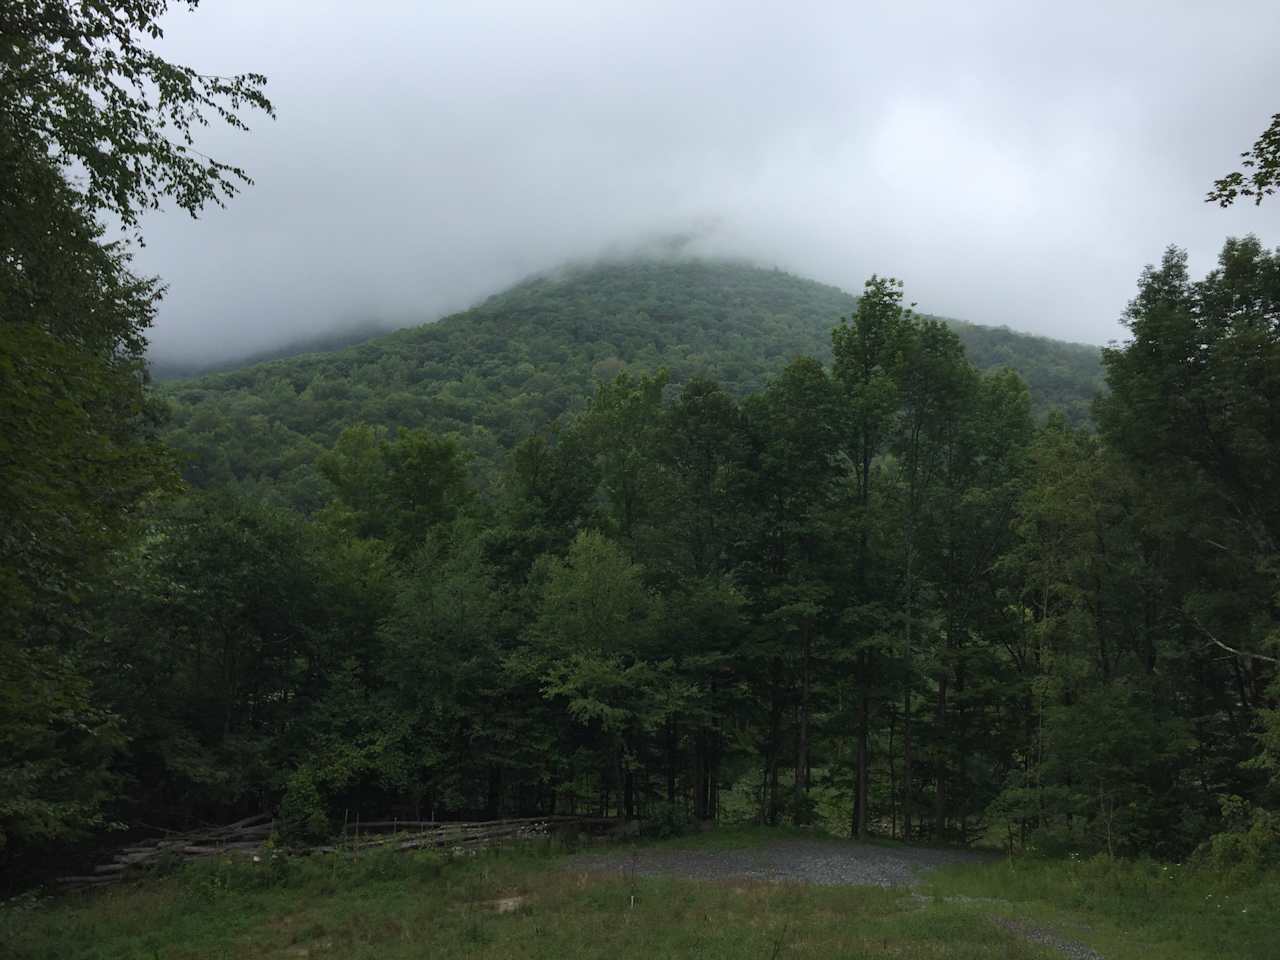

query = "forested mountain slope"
[148,322,390,381]
[160,258,1102,505]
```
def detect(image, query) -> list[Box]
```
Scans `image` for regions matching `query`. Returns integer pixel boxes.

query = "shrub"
[277,768,330,845]
[642,803,692,839]
[1194,796,1280,875]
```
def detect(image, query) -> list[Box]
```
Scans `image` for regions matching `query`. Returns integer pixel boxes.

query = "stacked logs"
[55,813,275,889]
[55,815,617,890]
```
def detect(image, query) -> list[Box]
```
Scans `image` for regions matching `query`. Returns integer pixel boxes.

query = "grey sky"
[140,0,1280,363]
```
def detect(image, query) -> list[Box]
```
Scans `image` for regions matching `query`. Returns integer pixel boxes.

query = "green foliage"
[1,0,271,861]
[641,802,693,839]
[157,259,1104,509]
[1208,113,1280,207]
[86,491,397,817]
[5,170,1275,890]
[278,769,331,846]
[0,0,273,224]
[1034,686,1194,856]
[1196,796,1280,874]
[532,531,657,659]
[318,424,468,556]
[0,648,123,851]
[75,248,1259,862]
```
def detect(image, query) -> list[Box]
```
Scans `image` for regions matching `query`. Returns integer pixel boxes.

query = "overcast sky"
[139,0,1280,363]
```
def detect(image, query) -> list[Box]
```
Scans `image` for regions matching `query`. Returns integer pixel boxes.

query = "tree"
[526,531,670,819]
[1099,239,1280,620]
[88,492,393,821]
[1097,238,1280,844]
[574,370,668,546]
[831,275,912,837]
[1208,114,1280,207]
[318,425,469,559]
[739,359,840,823]
[1,0,273,225]
[380,523,509,817]
[885,319,983,840]
[657,377,747,581]
[0,1,271,856]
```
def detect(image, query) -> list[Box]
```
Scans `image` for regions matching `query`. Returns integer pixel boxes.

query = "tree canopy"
[1,0,273,224]
[0,0,271,855]
[1209,113,1280,207]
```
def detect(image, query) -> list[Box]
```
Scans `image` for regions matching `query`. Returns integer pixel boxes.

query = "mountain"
[159,258,1104,509]
[148,323,390,381]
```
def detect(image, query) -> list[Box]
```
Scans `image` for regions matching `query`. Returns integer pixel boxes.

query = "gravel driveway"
[568,839,1103,958]
[567,837,996,888]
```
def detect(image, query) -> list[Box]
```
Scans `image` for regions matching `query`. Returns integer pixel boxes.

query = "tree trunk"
[709,728,720,821]
[766,660,783,824]
[854,677,869,838]
[666,720,678,803]
[903,688,913,841]
[887,710,898,839]
[795,626,811,821]
[486,765,502,820]
[934,673,947,840]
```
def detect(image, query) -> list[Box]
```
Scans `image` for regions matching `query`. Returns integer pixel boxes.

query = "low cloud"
[138,0,1280,364]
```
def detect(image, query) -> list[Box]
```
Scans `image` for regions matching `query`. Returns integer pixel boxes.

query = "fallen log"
[220,813,272,831]
[179,843,263,855]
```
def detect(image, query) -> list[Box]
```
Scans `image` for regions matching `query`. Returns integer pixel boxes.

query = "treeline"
[9,245,1277,868]
[157,258,1105,513]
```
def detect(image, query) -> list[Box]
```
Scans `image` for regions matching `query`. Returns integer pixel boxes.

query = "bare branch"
[1191,616,1279,664]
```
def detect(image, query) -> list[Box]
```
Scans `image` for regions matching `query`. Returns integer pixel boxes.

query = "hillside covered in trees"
[4,1,1278,905]
[13,238,1280,874]
[158,259,1104,510]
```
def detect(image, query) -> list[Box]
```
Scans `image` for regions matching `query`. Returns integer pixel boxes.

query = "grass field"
[922,854,1280,960]
[2,830,1276,959]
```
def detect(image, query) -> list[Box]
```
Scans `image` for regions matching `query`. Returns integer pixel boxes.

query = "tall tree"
[0,0,271,856]
[884,318,974,838]
[740,358,840,823]
[575,371,669,547]
[525,531,669,819]
[1098,238,1280,833]
[831,276,912,837]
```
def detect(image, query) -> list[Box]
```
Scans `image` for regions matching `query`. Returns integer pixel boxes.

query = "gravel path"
[991,917,1105,960]
[569,839,1105,958]
[567,838,995,888]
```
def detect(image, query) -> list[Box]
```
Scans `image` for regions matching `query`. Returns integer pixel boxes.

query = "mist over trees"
[2,1,1277,881]
[154,258,1105,515]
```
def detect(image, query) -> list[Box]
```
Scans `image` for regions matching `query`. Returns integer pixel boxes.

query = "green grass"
[923,854,1280,960]
[0,841,1040,960]
[4,831,1275,959]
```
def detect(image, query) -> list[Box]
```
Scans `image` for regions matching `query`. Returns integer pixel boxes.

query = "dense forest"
[157,259,1105,513]
[3,1,1278,886]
